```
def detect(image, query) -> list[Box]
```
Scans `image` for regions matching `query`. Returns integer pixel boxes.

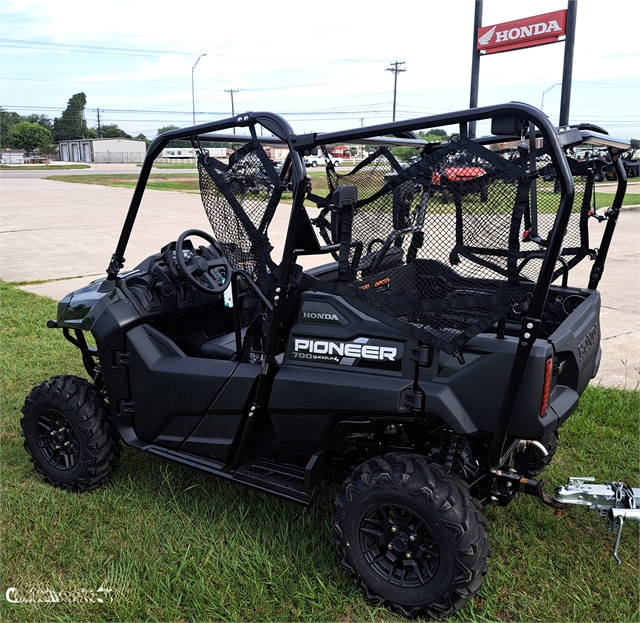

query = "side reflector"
[540,357,553,417]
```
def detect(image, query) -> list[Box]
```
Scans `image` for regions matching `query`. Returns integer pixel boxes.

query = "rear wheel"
[21,376,121,492]
[333,453,489,619]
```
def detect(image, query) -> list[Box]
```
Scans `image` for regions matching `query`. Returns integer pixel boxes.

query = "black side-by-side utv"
[21,103,638,618]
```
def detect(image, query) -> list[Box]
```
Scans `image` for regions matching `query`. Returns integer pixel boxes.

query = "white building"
[1,151,25,164]
[58,138,147,163]
[160,147,227,160]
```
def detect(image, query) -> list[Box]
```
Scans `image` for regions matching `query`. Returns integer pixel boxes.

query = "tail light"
[539,357,553,417]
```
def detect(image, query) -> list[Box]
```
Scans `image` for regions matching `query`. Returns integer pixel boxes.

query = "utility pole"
[97,108,101,138]
[191,54,207,126]
[225,89,239,133]
[385,62,405,122]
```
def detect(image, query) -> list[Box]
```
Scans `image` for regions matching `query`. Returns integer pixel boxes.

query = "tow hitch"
[553,478,640,564]
[490,470,639,563]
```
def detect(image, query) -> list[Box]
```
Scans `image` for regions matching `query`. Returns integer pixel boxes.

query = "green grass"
[45,173,199,193]
[44,172,639,212]
[0,164,91,170]
[1,280,638,622]
[146,163,198,169]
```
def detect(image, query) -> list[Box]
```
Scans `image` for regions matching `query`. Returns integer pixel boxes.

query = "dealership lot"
[1,172,638,388]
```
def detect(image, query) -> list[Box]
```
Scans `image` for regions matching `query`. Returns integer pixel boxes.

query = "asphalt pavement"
[1,167,638,389]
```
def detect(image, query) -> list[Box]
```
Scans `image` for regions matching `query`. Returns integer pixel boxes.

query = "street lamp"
[541,83,561,112]
[191,54,207,125]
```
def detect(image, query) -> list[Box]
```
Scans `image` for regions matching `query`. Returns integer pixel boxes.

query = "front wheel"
[333,453,489,619]
[21,376,121,492]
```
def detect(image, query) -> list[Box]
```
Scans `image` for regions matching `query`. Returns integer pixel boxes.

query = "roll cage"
[105,103,630,469]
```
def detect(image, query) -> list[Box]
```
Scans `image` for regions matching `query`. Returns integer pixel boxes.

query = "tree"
[390,146,421,162]
[135,133,150,147]
[628,138,639,160]
[99,124,132,139]
[10,122,55,152]
[418,129,449,143]
[1,108,22,148]
[23,114,53,132]
[157,125,190,148]
[53,93,89,141]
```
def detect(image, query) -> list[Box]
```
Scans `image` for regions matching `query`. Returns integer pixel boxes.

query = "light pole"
[541,83,561,112]
[191,54,207,125]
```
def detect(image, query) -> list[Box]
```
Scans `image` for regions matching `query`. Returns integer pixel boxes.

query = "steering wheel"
[175,229,232,295]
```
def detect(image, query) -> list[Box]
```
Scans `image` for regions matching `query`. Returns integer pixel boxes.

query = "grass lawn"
[1,281,638,621]
[45,172,640,213]
[46,173,201,193]
[146,163,198,169]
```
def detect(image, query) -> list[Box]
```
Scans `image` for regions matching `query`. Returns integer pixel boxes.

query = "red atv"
[432,154,490,203]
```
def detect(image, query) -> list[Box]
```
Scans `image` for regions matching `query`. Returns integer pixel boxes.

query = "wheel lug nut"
[387,543,393,550]
[406,552,412,559]
[50,431,56,436]
[409,534,416,542]
[391,525,397,533]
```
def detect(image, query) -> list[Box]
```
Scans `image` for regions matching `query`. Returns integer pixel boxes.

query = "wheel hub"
[392,532,409,552]
[36,410,79,470]
[359,504,440,587]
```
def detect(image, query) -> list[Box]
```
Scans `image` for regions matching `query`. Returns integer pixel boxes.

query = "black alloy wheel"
[22,375,121,492]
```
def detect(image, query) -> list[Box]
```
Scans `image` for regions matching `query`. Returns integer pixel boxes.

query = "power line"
[0,38,389,64]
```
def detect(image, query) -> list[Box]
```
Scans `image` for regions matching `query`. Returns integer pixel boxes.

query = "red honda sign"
[477,10,567,55]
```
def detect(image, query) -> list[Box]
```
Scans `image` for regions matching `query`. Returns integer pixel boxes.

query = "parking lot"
[1,168,638,388]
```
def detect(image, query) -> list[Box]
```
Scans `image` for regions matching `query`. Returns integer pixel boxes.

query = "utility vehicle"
[22,103,639,618]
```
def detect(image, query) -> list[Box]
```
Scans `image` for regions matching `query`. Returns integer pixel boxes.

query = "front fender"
[57,277,125,331]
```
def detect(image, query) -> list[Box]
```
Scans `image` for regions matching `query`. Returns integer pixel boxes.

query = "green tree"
[135,133,150,147]
[10,122,55,152]
[157,125,190,148]
[390,146,421,162]
[1,108,22,148]
[99,124,132,139]
[53,93,89,141]
[628,138,639,160]
[23,114,53,132]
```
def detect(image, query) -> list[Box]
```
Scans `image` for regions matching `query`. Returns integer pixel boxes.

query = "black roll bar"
[106,111,300,279]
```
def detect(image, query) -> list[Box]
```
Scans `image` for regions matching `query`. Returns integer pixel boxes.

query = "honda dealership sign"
[477,10,567,55]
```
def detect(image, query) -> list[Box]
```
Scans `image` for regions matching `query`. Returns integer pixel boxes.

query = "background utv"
[22,103,637,618]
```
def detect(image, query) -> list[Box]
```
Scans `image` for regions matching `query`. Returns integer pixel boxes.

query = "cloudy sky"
[2,0,639,140]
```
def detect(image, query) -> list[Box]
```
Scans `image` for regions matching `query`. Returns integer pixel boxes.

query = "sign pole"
[559,0,577,127]
[469,0,483,138]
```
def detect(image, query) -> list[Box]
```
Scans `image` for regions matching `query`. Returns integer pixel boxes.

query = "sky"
[1,0,639,141]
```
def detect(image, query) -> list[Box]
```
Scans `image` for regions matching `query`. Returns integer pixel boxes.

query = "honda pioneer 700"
[22,103,638,618]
